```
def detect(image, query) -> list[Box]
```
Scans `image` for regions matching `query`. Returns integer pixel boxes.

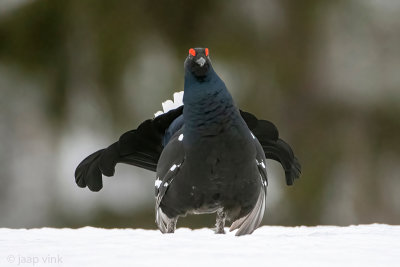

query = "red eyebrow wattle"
[189,48,196,57]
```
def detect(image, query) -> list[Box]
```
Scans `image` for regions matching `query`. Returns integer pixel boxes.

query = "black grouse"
[75,47,301,236]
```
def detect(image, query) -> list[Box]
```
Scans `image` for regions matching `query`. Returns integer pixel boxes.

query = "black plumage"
[74,48,301,235]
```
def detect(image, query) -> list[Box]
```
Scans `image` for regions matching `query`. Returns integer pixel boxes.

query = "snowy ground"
[1,224,399,267]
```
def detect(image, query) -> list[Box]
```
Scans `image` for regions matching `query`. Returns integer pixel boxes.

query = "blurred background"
[0,0,399,229]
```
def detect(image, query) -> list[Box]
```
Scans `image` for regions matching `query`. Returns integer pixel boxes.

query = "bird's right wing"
[240,110,302,185]
[74,106,183,192]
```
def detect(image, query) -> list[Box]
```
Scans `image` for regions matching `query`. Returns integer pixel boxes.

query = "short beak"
[195,57,206,67]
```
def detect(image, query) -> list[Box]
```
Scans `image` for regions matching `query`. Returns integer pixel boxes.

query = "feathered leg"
[166,217,178,233]
[215,209,226,234]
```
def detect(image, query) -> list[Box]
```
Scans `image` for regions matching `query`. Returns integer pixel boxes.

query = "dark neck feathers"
[183,68,239,139]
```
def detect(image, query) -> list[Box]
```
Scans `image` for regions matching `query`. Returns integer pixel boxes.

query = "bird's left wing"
[74,106,183,192]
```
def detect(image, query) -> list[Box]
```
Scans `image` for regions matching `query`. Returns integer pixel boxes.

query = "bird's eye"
[189,48,196,57]
[205,48,209,57]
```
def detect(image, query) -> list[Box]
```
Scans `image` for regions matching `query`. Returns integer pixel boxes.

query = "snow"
[0,224,399,267]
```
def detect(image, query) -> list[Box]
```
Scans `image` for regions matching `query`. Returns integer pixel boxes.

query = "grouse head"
[184,47,212,79]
